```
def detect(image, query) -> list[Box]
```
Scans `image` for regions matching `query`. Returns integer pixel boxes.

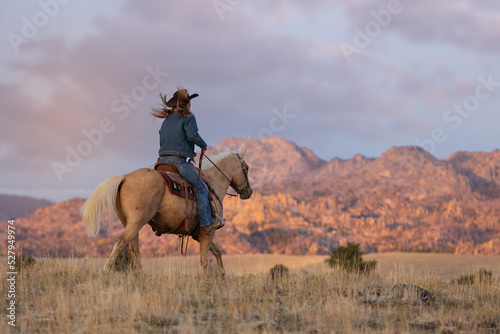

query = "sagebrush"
[325,242,377,274]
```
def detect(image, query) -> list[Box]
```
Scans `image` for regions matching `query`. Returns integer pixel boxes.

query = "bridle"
[202,153,251,198]
[232,153,252,198]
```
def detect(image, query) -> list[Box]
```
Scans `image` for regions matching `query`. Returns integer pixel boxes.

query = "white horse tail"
[81,174,125,237]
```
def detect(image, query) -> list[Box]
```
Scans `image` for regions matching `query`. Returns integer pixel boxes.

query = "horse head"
[230,148,253,199]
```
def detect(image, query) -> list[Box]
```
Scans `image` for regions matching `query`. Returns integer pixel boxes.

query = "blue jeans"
[159,156,213,227]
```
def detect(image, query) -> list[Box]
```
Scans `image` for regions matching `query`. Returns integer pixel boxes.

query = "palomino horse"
[81,150,252,277]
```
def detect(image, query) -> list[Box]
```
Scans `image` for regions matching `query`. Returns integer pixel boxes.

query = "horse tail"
[81,174,125,237]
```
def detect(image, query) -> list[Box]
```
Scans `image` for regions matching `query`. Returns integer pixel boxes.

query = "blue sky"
[1,0,500,201]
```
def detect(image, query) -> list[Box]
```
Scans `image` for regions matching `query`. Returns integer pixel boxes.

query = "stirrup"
[214,212,225,230]
[202,215,225,236]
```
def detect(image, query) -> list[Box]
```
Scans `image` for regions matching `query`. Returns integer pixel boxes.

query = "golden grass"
[1,253,499,333]
[365,252,500,281]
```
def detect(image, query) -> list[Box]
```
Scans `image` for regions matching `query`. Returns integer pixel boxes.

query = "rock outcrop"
[2,137,499,256]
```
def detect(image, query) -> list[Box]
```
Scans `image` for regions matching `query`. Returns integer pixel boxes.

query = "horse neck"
[202,156,236,201]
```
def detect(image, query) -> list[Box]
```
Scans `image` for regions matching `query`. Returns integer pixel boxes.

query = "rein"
[203,153,251,198]
[203,154,232,184]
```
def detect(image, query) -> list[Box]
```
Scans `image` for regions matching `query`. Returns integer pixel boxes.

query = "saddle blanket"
[157,171,197,201]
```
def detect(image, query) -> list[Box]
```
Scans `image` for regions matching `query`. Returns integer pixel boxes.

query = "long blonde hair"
[151,85,191,119]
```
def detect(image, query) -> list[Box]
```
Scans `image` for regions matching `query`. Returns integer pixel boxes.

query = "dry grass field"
[1,253,499,333]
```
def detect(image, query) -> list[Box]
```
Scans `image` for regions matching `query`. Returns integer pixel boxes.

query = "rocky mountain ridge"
[1,137,499,256]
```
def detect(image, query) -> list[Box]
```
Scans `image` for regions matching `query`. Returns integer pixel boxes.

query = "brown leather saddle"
[155,163,196,201]
[155,162,222,203]
[150,161,221,237]
[155,163,180,174]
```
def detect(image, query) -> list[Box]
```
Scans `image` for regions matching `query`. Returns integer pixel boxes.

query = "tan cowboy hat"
[166,90,199,107]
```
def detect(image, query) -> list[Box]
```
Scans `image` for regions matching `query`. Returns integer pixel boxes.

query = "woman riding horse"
[151,86,223,236]
[81,86,253,275]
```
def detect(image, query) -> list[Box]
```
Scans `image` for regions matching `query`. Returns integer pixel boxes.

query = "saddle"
[155,164,196,201]
[150,161,222,237]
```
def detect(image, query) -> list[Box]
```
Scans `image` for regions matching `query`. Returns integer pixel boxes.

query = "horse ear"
[240,147,247,157]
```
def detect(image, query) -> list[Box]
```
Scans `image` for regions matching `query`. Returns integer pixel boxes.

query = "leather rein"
[202,153,251,199]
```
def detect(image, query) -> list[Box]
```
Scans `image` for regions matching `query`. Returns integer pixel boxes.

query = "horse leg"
[128,234,142,271]
[115,212,141,271]
[104,168,164,271]
[115,200,143,271]
[198,228,215,277]
[104,219,148,271]
[209,242,225,280]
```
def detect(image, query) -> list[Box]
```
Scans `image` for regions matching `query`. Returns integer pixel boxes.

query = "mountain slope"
[446,150,500,199]
[207,137,373,198]
[2,137,500,257]
[0,194,53,220]
[207,137,326,195]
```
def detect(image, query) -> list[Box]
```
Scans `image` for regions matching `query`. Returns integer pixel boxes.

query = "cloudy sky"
[1,0,500,202]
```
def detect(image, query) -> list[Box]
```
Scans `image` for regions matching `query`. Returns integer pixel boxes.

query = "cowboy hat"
[166,90,199,107]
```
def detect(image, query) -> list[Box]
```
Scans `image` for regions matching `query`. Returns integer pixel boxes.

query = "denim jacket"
[158,112,208,159]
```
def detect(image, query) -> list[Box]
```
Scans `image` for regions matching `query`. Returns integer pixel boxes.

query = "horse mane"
[201,150,238,171]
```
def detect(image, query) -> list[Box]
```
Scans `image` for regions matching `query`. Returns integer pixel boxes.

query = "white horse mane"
[202,150,239,170]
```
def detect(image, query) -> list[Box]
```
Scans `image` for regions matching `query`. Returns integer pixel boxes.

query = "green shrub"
[455,269,492,285]
[325,243,377,274]
[270,264,289,281]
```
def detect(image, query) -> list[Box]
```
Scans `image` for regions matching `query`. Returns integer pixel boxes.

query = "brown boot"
[201,215,225,236]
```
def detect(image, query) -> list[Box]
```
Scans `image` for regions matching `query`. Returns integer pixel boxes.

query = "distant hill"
[0,194,53,220]
[2,137,500,257]
[207,137,374,197]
